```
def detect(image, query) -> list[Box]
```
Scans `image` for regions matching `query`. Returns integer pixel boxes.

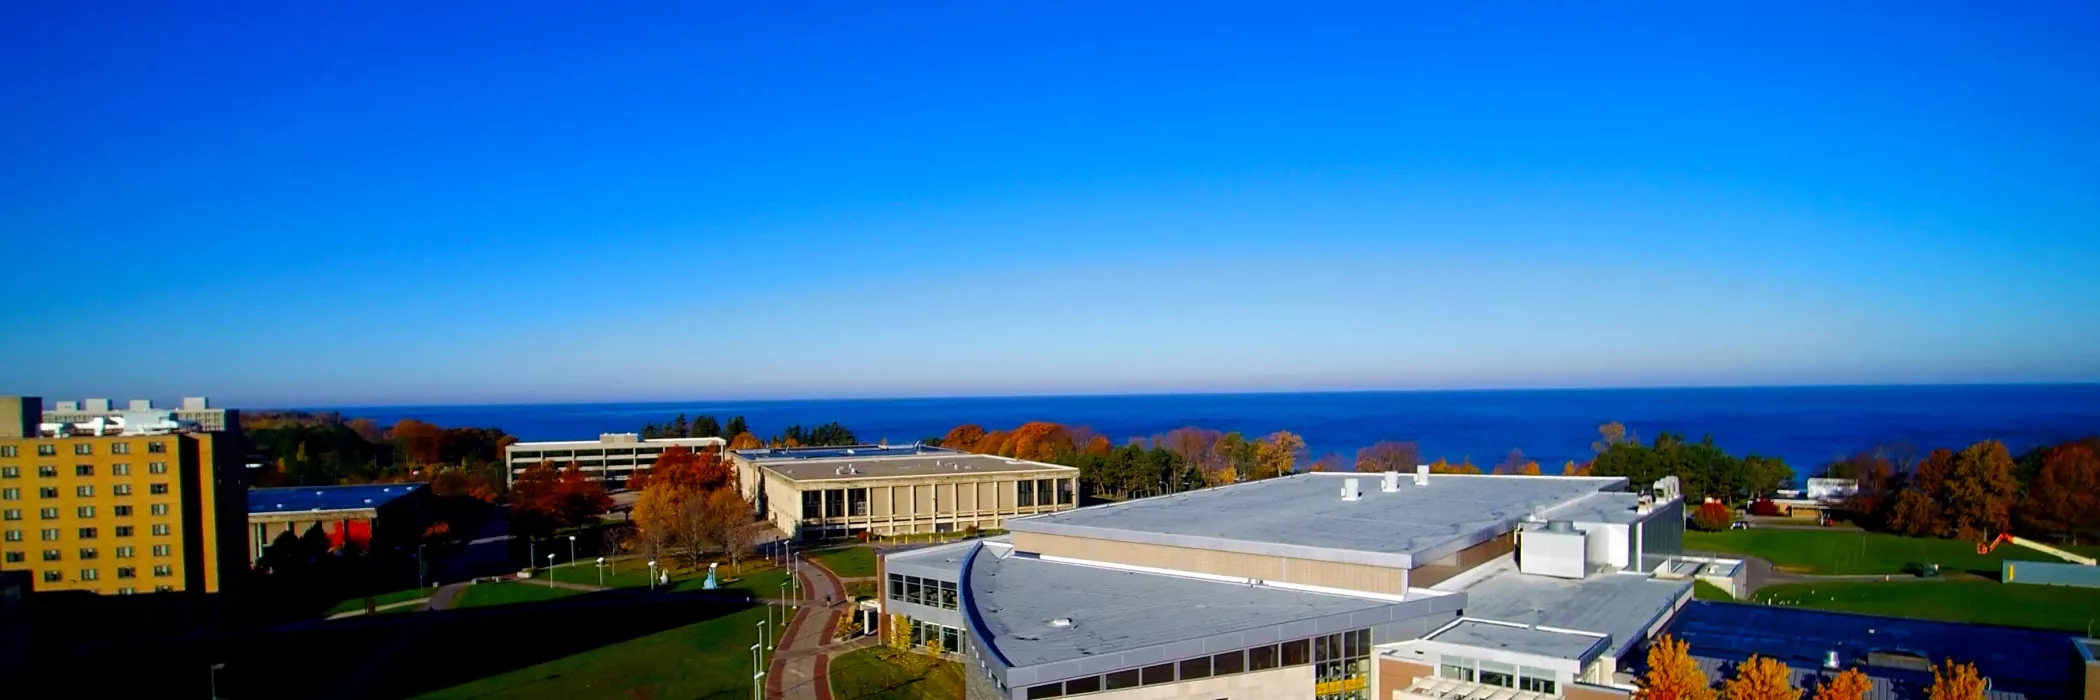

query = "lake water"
[317,385,2100,474]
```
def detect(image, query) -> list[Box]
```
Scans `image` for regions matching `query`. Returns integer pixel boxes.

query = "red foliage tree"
[1355,441,1420,473]
[1008,422,1075,462]
[2025,443,2100,543]
[942,424,987,452]
[1692,501,1736,531]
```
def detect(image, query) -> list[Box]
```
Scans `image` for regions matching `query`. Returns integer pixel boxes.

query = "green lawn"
[1693,580,1734,601]
[325,588,434,616]
[1754,580,2100,632]
[848,581,877,601]
[538,556,794,596]
[676,563,794,597]
[414,605,789,700]
[830,647,966,700]
[451,581,589,609]
[1684,529,2100,576]
[809,546,878,578]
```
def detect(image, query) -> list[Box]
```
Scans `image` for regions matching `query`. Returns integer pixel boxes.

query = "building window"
[77,527,97,539]
[888,573,904,601]
[1250,644,1279,671]
[38,508,57,520]
[147,442,167,454]
[1477,661,1516,688]
[824,489,845,519]
[37,466,56,478]
[2,551,19,563]
[1179,656,1212,681]
[115,546,134,558]
[148,462,167,474]
[74,444,92,456]
[117,587,134,594]
[41,549,59,561]
[1059,479,1074,505]
[76,506,95,518]
[1281,639,1311,666]
[1104,669,1140,690]
[76,485,94,497]
[111,443,130,455]
[1,488,16,500]
[1,509,16,521]
[37,487,56,499]
[114,505,132,517]
[115,526,133,537]
[1441,658,1476,682]
[117,567,136,579]
[940,579,957,609]
[1027,683,1064,700]
[1214,650,1245,676]
[1064,676,1101,696]
[152,565,172,577]
[1518,668,1556,695]
[150,483,169,495]
[78,547,98,560]
[0,446,13,457]
[0,466,16,478]
[1140,663,1174,686]
[1313,629,1371,700]
[75,465,95,477]
[114,484,132,497]
[1016,481,1035,508]
[152,544,171,556]
[150,503,169,516]
[80,567,99,581]
[1037,479,1054,507]
[2,529,18,541]
[42,571,59,583]
[151,524,171,536]
[112,464,130,476]
[39,528,58,541]
[848,488,869,517]
[154,585,173,592]
[37,445,56,456]
[904,575,923,606]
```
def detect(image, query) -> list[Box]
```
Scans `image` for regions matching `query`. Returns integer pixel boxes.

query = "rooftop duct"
[1341,478,1362,501]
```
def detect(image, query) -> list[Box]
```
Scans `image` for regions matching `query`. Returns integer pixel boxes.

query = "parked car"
[1729,521,1751,530]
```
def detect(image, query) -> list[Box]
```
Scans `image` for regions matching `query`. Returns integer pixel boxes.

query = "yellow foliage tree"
[1638,635,1716,700]
[886,613,910,650]
[1723,656,1798,700]
[1927,660,1985,700]
[728,432,762,450]
[1516,462,1542,476]
[1566,460,1592,476]
[1809,668,1871,700]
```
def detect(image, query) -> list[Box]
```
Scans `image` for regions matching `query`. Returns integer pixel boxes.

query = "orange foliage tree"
[2025,444,2100,543]
[1927,660,1984,700]
[1009,422,1075,462]
[1428,458,1482,475]
[1692,502,1736,531]
[1638,635,1716,700]
[508,463,611,536]
[1252,431,1306,478]
[1308,454,1345,472]
[942,424,987,452]
[1722,656,1798,700]
[1941,441,2020,541]
[1355,441,1420,473]
[1809,669,1871,700]
[728,431,763,450]
[1082,435,1112,457]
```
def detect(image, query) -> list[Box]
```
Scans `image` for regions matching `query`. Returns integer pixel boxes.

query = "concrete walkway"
[1690,552,1966,597]
[323,597,433,620]
[768,553,854,700]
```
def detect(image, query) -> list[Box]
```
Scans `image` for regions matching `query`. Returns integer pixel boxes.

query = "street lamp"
[757,620,770,666]
[209,663,225,700]
[749,642,765,700]
[596,556,606,587]
[648,560,659,592]
[567,534,577,568]
[417,543,428,589]
[546,553,556,588]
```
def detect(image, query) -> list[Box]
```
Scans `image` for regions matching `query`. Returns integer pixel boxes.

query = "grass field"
[325,588,433,616]
[452,581,588,609]
[414,605,786,700]
[809,546,879,578]
[1753,580,2100,632]
[1684,529,2100,576]
[830,647,966,700]
[1693,580,1734,601]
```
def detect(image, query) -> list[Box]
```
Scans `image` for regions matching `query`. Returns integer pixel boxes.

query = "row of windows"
[0,463,171,479]
[3,503,171,520]
[35,565,174,583]
[3,525,172,541]
[3,544,172,562]
[887,573,958,610]
[0,442,169,458]
[1024,629,1370,700]
[802,480,1076,520]
[907,618,961,652]
[508,447,669,460]
[1014,478,1075,508]
[2,484,168,499]
[1438,657,1557,695]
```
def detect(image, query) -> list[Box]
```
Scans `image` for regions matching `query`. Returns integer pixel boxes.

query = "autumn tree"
[1428,458,1482,475]
[1927,660,1985,700]
[942,424,987,452]
[1009,422,1075,462]
[1252,431,1306,479]
[696,487,758,571]
[1356,441,1420,473]
[728,431,763,450]
[1516,462,1542,476]
[1691,502,1736,531]
[1494,448,1541,476]
[1566,460,1592,477]
[507,463,565,537]
[389,419,447,466]
[1722,656,1798,700]
[552,464,614,526]
[1160,427,1226,478]
[1809,668,1872,700]
[1940,441,2020,541]
[1637,635,1716,700]
[1309,453,1345,472]
[634,445,734,493]
[2024,443,2100,544]
[1594,421,1632,453]
[1082,435,1112,457]
[976,430,1012,457]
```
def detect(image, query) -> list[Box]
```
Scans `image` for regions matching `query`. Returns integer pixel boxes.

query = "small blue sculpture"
[702,562,720,590]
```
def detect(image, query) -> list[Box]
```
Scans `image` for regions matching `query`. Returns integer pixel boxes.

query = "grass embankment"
[414,604,788,699]
[1684,529,2100,576]
[809,545,879,578]
[1693,580,1734,601]
[325,588,433,616]
[830,647,966,700]
[1754,580,2100,632]
[453,581,588,608]
[540,556,795,595]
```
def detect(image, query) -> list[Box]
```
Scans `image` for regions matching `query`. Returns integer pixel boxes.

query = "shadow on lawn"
[829,650,952,700]
[7,588,756,700]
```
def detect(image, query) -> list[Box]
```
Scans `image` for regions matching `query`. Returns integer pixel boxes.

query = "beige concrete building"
[731,444,1078,540]
[504,433,726,489]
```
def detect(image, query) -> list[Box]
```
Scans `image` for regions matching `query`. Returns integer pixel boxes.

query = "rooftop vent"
[1414,464,1430,486]
[1341,478,1362,501]
[1048,618,1076,628]
[1381,471,1401,492]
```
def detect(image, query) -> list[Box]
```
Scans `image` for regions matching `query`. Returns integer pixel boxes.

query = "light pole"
[209,662,225,700]
[750,642,765,700]
[528,539,535,574]
[596,556,606,587]
[546,553,556,588]
[567,534,577,568]
[417,543,428,589]
[758,620,770,667]
[648,560,659,592]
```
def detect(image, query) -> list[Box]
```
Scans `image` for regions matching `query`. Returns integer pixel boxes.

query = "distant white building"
[44,397,236,432]
[504,433,726,488]
[1805,477,1858,503]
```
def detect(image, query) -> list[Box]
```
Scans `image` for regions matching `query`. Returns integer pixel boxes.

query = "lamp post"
[750,642,765,700]
[417,543,428,589]
[567,534,577,568]
[209,663,225,700]
[758,620,770,667]
[528,539,535,574]
[546,553,556,588]
[596,556,606,587]
[648,560,659,592]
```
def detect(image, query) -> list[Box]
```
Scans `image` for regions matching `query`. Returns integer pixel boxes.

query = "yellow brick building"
[0,396,247,595]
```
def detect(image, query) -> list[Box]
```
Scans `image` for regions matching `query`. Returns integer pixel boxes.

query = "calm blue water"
[320,385,2100,474]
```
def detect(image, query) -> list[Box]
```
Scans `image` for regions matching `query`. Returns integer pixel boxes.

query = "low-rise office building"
[503,433,726,488]
[0,396,248,595]
[43,396,237,433]
[879,468,1704,700]
[733,444,1080,540]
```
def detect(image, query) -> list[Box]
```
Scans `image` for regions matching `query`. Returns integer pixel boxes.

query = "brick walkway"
[767,554,852,699]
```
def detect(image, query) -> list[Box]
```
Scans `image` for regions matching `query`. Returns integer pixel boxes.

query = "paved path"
[424,582,466,611]
[1690,552,1959,597]
[323,597,432,619]
[768,552,854,700]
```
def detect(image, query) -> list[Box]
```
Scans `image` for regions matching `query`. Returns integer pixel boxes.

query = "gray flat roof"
[1426,620,1608,661]
[1539,492,1646,524]
[1458,570,1690,660]
[762,453,1074,483]
[1009,473,1628,568]
[738,444,955,462]
[969,551,1410,669]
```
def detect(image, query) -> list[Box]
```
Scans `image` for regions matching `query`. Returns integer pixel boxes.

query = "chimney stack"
[1414,464,1430,486]
[1341,478,1362,501]
[1381,471,1401,492]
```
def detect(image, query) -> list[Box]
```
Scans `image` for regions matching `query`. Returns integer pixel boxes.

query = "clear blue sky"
[3,2,2096,406]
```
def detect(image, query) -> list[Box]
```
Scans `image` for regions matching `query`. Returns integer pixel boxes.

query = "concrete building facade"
[0,396,247,595]
[503,433,726,488]
[732,445,1080,540]
[43,397,237,433]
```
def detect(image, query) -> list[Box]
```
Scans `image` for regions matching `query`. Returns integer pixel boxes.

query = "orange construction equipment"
[1978,532,2098,565]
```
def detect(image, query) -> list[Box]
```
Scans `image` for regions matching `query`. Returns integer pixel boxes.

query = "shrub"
[1692,502,1736,531]
[1748,499,1782,517]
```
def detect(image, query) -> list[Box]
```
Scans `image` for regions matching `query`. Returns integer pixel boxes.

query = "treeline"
[1581,422,1796,501]
[1823,437,2099,544]
[636,413,856,450]
[242,412,513,495]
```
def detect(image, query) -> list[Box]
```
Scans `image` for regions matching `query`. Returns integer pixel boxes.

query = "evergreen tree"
[674,413,690,438]
[725,416,748,438]
[694,415,722,438]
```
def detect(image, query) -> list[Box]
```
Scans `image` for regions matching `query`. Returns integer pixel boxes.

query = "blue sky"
[3,2,2096,406]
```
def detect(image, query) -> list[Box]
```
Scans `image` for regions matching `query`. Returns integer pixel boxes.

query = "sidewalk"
[767,553,853,700]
